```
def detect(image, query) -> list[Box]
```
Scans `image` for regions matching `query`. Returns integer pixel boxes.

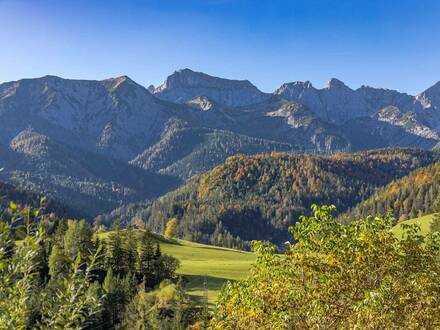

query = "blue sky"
[1,0,439,94]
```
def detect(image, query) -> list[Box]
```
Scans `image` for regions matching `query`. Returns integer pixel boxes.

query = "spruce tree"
[137,231,155,288]
[105,230,127,276]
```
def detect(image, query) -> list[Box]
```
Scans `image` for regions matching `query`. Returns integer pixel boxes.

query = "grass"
[160,238,255,307]
[98,231,255,307]
[392,214,434,238]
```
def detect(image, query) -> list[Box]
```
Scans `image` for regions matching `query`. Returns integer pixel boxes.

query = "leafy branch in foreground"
[211,205,440,329]
[0,201,105,330]
[39,245,103,329]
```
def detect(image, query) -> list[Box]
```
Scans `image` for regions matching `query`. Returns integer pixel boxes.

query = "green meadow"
[392,214,434,238]
[99,231,255,307]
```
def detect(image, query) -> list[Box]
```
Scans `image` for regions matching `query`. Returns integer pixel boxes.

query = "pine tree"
[63,219,93,260]
[137,231,156,288]
[124,226,138,273]
[105,230,127,276]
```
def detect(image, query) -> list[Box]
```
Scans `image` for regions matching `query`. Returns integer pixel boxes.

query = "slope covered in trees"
[341,161,440,223]
[0,180,75,218]
[143,148,437,248]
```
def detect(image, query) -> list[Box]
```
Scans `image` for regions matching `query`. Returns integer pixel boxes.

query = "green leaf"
[9,201,17,212]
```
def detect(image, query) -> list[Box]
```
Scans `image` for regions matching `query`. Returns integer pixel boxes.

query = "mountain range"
[1,69,440,217]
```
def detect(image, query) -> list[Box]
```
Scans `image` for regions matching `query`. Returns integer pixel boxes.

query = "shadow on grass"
[184,274,232,291]
[183,274,235,308]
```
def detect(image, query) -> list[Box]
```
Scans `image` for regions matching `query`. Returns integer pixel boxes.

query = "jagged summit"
[325,78,349,90]
[416,81,440,109]
[153,68,270,107]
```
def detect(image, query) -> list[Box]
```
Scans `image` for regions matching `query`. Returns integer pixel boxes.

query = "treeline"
[340,161,440,223]
[143,148,437,248]
[0,203,205,329]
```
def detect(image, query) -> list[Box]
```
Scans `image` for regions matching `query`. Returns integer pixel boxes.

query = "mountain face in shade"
[0,70,440,218]
[153,68,271,107]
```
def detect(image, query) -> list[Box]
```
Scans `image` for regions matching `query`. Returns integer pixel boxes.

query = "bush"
[211,205,440,329]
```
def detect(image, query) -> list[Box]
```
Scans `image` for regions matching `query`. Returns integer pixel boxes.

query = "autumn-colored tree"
[164,218,178,240]
[211,205,440,329]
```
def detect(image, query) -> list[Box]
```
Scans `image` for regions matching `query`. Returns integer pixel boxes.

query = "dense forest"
[340,161,440,223]
[133,148,437,249]
[0,180,75,218]
[0,202,205,329]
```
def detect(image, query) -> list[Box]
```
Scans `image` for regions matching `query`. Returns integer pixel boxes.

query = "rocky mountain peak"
[416,81,440,109]
[325,78,349,90]
[153,68,270,107]
[147,85,155,93]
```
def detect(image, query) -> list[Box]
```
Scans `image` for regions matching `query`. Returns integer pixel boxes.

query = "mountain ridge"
[1,70,440,218]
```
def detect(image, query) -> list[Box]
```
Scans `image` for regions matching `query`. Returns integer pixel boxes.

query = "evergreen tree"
[63,219,93,260]
[137,231,156,288]
[124,226,138,273]
[105,230,127,276]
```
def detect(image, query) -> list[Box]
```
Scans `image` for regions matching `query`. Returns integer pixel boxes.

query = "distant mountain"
[274,79,415,123]
[153,68,271,107]
[133,148,437,248]
[1,70,440,218]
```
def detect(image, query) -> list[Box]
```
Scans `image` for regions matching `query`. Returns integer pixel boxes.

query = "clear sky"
[1,0,439,94]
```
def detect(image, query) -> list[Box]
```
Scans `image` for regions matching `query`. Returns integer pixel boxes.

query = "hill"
[340,161,440,223]
[134,148,437,248]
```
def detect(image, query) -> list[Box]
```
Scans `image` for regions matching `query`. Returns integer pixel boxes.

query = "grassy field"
[392,214,434,238]
[98,231,255,307]
[159,239,255,306]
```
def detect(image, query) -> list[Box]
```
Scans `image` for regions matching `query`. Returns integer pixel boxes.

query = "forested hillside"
[0,180,74,218]
[139,148,437,248]
[341,161,440,222]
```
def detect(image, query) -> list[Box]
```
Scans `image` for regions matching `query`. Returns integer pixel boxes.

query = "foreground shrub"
[211,205,440,329]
